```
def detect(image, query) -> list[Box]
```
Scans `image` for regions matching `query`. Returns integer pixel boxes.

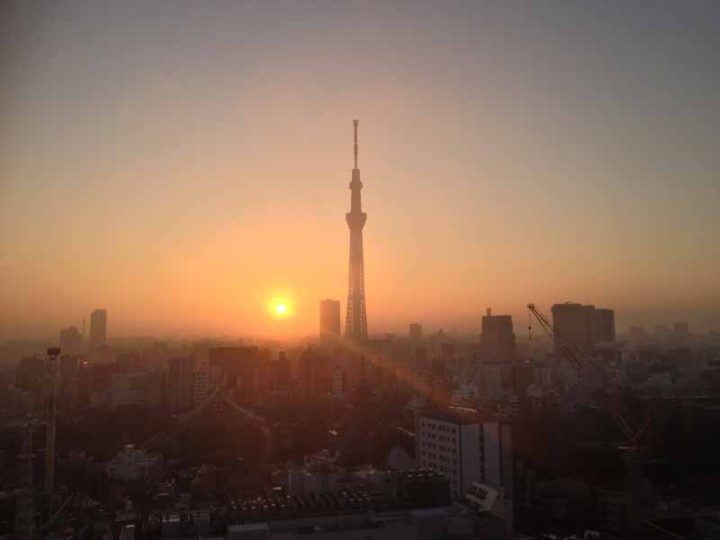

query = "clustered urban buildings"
[1,123,719,539]
[4,299,718,540]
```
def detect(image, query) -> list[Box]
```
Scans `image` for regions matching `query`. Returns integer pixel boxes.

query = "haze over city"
[4,3,720,540]
[2,0,719,339]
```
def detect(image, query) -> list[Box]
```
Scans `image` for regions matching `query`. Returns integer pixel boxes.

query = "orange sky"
[1,2,718,339]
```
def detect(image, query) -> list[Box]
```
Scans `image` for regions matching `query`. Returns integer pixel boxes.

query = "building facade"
[415,407,513,507]
[89,308,107,348]
[593,308,616,343]
[59,326,82,355]
[319,299,342,342]
[481,312,516,363]
[409,323,423,341]
[552,302,616,353]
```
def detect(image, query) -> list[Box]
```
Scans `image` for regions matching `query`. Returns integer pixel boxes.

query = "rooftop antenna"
[353,119,359,170]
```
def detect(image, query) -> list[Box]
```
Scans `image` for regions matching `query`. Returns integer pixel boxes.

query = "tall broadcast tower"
[345,120,368,341]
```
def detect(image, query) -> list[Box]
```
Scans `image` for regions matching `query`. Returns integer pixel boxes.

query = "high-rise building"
[409,323,423,341]
[481,311,516,363]
[89,309,107,348]
[593,308,616,343]
[551,303,614,353]
[415,407,513,509]
[551,303,595,353]
[59,326,82,355]
[478,312,516,400]
[345,120,368,341]
[319,299,341,342]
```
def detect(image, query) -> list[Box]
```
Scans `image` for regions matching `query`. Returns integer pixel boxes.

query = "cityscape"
[1,2,719,540]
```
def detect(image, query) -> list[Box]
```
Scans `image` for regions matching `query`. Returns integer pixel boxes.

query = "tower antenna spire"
[353,119,359,169]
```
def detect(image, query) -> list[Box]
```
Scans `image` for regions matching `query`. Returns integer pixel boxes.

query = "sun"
[268,297,293,319]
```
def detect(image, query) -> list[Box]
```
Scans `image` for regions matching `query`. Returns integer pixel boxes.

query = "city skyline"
[2,4,719,538]
[1,1,719,340]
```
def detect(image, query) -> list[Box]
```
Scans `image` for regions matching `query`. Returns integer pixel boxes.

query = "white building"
[106,444,162,482]
[415,407,513,525]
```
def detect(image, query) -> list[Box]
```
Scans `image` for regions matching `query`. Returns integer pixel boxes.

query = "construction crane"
[527,303,650,452]
[44,347,60,498]
[14,347,62,539]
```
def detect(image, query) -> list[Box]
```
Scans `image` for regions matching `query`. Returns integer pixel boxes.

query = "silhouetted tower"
[345,120,368,341]
[44,348,60,497]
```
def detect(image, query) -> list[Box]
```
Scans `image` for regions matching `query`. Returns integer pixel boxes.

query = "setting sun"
[268,297,293,319]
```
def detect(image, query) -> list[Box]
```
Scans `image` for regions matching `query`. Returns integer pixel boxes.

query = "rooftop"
[420,406,508,425]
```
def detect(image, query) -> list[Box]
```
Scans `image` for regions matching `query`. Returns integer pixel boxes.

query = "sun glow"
[268,297,293,319]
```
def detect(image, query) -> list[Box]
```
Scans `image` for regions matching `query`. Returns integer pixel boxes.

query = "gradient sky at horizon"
[1,0,719,340]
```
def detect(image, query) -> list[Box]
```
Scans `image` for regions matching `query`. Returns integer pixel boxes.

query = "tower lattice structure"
[345,120,368,341]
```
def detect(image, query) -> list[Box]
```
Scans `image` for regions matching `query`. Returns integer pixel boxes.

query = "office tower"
[59,326,82,355]
[593,308,616,343]
[478,312,516,399]
[481,311,516,363]
[551,302,617,358]
[415,407,513,506]
[89,309,107,348]
[167,356,196,412]
[345,120,369,341]
[551,303,595,353]
[409,323,423,341]
[319,299,341,342]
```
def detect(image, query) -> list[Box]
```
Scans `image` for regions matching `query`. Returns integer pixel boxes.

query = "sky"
[1,0,719,340]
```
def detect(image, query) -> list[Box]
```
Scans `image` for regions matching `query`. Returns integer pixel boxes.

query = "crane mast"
[527,303,649,452]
